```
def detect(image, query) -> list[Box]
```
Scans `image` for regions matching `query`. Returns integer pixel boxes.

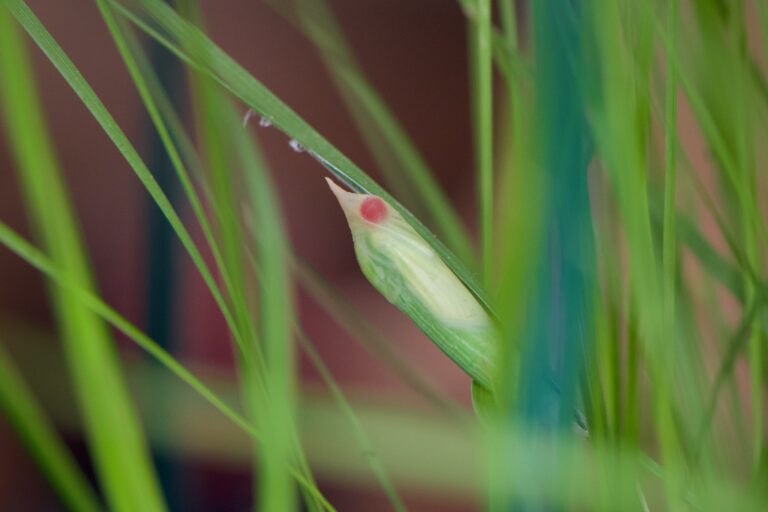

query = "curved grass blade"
[96,20,462,415]
[0,221,337,512]
[293,260,463,415]
[4,0,249,359]
[86,8,435,504]
[92,0,244,337]
[229,99,302,512]
[0,9,166,511]
[279,0,475,266]
[0,344,103,512]
[91,6,320,506]
[298,330,407,512]
[111,0,496,318]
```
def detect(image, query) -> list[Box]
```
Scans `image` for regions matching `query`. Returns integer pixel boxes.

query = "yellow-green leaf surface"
[327,179,497,390]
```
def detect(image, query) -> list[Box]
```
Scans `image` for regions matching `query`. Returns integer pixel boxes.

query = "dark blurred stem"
[140,7,185,510]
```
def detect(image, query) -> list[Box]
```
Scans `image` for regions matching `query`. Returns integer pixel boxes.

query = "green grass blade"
[229,102,301,512]
[469,0,493,283]
[0,220,336,511]
[282,0,475,266]
[298,330,407,512]
[92,6,391,503]
[91,0,244,335]
[112,0,496,317]
[0,344,103,512]
[292,260,462,415]
[4,0,248,357]
[0,7,166,511]
[695,295,766,459]
[588,1,685,505]
[662,0,679,344]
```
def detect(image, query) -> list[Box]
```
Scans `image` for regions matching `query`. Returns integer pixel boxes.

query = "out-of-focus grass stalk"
[230,104,305,511]
[589,1,686,506]
[293,260,462,415]
[91,0,243,346]
[92,4,432,506]
[0,344,102,512]
[662,0,678,353]
[759,1,768,75]
[671,0,765,469]
[298,330,406,512]
[0,220,334,509]
[191,77,276,504]
[0,7,166,511]
[100,0,457,425]
[85,7,283,503]
[493,0,541,412]
[5,0,247,355]
[660,2,685,505]
[470,0,494,283]
[732,3,764,466]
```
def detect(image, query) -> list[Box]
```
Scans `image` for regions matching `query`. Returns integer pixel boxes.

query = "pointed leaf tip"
[325,177,363,218]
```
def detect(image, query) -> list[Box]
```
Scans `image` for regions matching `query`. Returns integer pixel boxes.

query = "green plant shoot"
[327,178,497,390]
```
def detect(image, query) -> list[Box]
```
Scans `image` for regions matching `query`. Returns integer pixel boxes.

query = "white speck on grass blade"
[289,139,304,153]
[242,108,255,127]
[326,178,497,389]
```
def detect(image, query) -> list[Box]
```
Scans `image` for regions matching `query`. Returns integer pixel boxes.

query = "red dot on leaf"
[360,197,388,223]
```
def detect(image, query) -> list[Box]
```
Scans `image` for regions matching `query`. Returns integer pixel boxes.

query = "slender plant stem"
[473,0,493,283]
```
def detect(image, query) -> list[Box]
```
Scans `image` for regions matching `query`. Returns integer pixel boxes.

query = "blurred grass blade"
[92,0,242,330]
[298,330,407,512]
[283,0,475,266]
[4,0,249,357]
[662,0,679,358]
[112,0,496,317]
[649,190,744,301]
[0,344,102,512]
[0,7,166,511]
[226,97,301,510]
[293,260,462,415]
[91,5,407,505]
[0,221,260,442]
[0,220,336,511]
[98,10,460,415]
[588,1,687,503]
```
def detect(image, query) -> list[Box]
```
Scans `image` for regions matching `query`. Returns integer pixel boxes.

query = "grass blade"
[232,101,301,511]
[4,0,248,358]
[0,7,166,511]
[0,220,336,511]
[113,0,496,317]
[298,330,407,512]
[282,0,475,266]
[0,344,102,512]
[293,260,462,415]
[469,0,493,282]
